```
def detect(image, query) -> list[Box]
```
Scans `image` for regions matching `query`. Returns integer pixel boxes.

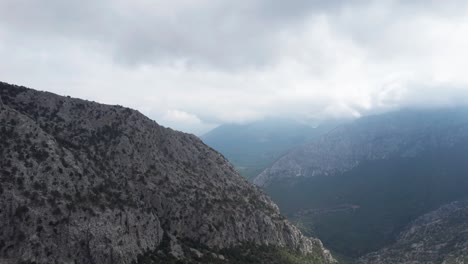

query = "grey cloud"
[2,0,467,69]
[0,0,364,69]
[1,0,468,134]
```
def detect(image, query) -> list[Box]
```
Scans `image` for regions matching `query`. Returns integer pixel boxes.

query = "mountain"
[202,119,340,179]
[254,109,468,187]
[359,200,468,264]
[254,109,468,258]
[0,82,335,264]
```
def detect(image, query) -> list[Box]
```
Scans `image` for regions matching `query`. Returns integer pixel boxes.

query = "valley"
[207,109,468,262]
[202,119,341,179]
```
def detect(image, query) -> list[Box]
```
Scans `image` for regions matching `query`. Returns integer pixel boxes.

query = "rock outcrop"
[0,82,335,264]
[359,201,468,264]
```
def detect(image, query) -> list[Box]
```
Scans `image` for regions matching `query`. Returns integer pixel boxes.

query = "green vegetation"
[134,243,330,264]
[266,143,468,259]
[218,244,330,264]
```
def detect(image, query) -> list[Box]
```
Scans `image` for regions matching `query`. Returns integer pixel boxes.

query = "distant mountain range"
[254,109,468,260]
[0,82,335,264]
[254,109,468,186]
[202,119,342,179]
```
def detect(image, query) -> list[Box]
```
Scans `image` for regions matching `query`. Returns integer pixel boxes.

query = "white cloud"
[1,0,468,134]
[159,109,216,134]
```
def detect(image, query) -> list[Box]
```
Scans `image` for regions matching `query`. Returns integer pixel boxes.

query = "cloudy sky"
[2,0,468,134]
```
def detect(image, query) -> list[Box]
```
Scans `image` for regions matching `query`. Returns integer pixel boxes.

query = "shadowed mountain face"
[255,109,468,259]
[359,200,468,264]
[0,82,335,264]
[202,119,341,179]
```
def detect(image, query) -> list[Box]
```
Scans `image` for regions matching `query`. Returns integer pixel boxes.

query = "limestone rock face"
[0,82,335,264]
[254,110,468,187]
[358,201,468,264]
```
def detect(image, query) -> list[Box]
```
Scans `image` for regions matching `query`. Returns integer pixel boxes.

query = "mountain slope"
[359,200,468,264]
[254,109,468,258]
[254,109,468,186]
[0,82,335,264]
[202,119,340,179]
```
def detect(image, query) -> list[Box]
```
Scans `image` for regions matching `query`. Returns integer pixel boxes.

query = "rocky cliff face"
[0,82,335,264]
[359,201,468,264]
[254,109,468,187]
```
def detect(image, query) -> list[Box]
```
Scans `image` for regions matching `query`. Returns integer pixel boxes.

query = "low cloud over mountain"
[2,0,468,133]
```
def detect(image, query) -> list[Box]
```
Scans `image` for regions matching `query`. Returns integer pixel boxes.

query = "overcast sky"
[2,0,468,134]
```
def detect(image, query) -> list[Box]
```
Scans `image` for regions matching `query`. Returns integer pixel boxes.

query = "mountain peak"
[0,82,335,264]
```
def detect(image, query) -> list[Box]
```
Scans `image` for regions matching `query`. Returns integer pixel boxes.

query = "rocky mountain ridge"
[254,109,468,186]
[0,82,335,264]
